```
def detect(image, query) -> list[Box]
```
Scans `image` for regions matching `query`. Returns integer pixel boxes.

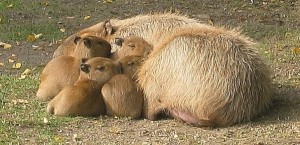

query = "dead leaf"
[7,4,13,8]
[19,69,31,79]
[43,117,49,124]
[12,63,21,69]
[8,59,15,63]
[292,47,300,55]
[11,54,16,57]
[54,136,62,142]
[59,28,65,32]
[108,127,125,134]
[103,0,114,3]
[83,15,91,20]
[34,33,43,39]
[0,42,12,49]
[41,1,49,6]
[0,62,4,66]
[27,34,36,42]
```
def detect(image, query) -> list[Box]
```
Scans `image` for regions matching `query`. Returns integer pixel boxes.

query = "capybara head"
[73,35,112,58]
[118,55,143,80]
[114,35,152,58]
[79,57,120,83]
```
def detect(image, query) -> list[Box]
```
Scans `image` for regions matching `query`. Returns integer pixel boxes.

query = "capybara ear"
[80,63,90,73]
[83,38,92,48]
[74,35,81,44]
[103,20,115,36]
[81,58,88,64]
[114,38,124,46]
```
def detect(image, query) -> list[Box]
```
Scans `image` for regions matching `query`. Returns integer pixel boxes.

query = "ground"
[0,0,299,144]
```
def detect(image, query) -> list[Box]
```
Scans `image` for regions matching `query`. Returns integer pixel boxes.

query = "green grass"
[0,74,84,144]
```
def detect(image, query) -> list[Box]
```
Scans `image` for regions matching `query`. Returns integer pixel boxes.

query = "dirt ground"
[1,0,300,144]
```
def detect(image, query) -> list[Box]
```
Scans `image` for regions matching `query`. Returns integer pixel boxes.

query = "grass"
[0,74,85,144]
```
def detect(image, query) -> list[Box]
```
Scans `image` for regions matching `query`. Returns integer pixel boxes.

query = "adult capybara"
[111,35,153,60]
[47,57,120,116]
[101,56,144,118]
[36,35,111,101]
[138,24,273,127]
[53,13,199,57]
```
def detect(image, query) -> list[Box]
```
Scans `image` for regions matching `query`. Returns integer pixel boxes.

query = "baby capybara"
[36,35,111,101]
[47,57,120,116]
[102,55,144,118]
[110,35,152,60]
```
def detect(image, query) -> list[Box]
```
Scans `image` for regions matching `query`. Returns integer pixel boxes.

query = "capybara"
[101,55,144,118]
[53,20,115,58]
[137,24,273,127]
[110,35,153,60]
[36,35,111,101]
[47,57,120,116]
[53,13,199,57]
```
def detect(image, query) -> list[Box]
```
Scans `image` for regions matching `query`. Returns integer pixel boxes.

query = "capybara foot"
[36,89,52,101]
[46,104,54,115]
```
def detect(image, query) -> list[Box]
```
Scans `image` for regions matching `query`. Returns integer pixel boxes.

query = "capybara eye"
[127,61,134,66]
[97,66,107,71]
[128,43,135,49]
[80,64,90,73]
[115,38,124,46]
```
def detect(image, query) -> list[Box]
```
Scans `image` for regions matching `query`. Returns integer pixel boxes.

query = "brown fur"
[53,13,200,57]
[53,20,115,58]
[101,56,144,118]
[47,57,120,116]
[111,35,153,60]
[36,36,111,101]
[138,23,273,127]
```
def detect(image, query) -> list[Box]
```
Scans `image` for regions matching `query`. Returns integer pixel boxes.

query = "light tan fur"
[36,36,111,101]
[47,57,119,116]
[111,35,153,60]
[138,23,273,127]
[53,13,200,57]
[101,56,144,118]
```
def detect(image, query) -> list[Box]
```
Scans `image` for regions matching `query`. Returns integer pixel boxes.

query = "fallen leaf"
[7,4,13,8]
[103,0,114,3]
[43,117,49,124]
[83,15,91,20]
[108,127,125,134]
[54,136,62,142]
[34,33,43,39]
[19,69,31,79]
[27,34,36,42]
[12,63,21,69]
[0,42,12,49]
[292,47,300,55]
[0,62,4,66]
[11,54,16,57]
[8,59,15,63]
[60,28,65,32]
[41,1,49,6]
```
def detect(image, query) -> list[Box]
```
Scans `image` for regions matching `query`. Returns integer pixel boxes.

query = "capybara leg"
[169,108,215,127]
[46,104,54,114]
[144,103,164,120]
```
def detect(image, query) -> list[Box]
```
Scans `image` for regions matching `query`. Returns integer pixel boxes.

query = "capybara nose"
[114,38,124,46]
[80,64,90,73]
